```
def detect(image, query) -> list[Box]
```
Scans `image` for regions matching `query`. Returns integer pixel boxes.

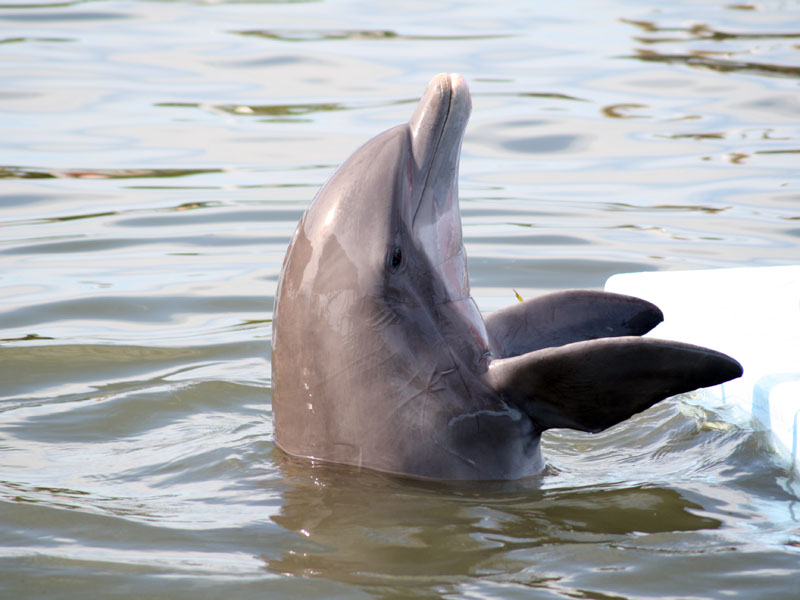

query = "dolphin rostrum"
[271,73,743,480]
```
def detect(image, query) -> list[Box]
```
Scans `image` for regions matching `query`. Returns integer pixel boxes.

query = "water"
[1,0,799,597]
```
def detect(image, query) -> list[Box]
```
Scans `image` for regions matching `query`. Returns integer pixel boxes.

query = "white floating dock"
[605,265,800,472]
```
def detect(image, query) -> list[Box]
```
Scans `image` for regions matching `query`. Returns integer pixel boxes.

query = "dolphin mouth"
[408,73,472,302]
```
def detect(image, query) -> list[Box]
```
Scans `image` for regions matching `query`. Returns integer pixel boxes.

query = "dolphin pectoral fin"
[485,290,663,358]
[487,337,743,433]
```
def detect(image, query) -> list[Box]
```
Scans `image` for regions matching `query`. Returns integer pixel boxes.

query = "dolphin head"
[291,73,472,308]
[272,74,498,477]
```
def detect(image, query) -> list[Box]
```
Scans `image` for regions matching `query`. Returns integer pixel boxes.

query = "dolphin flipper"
[485,290,664,358]
[487,337,743,433]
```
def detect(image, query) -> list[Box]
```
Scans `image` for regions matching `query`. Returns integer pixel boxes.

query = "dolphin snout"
[409,74,471,162]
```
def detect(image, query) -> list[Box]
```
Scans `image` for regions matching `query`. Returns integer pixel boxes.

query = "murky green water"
[1,0,799,598]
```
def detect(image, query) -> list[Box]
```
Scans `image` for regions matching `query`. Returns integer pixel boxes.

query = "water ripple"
[1,0,798,597]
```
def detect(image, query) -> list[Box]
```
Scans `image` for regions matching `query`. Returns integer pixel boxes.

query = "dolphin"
[271,73,743,480]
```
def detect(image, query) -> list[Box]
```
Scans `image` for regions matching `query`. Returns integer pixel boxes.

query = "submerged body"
[271,74,742,480]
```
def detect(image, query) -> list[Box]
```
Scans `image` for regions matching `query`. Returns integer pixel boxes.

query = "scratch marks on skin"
[386,366,455,423]
[447,404,524,428]
[313,351,396,391]
[368,305,401,329]
[433,435,478,469]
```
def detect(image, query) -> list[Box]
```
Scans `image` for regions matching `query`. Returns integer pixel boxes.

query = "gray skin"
[271,73,743,480]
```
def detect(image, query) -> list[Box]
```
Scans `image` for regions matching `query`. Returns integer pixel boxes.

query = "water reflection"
[622,17,800,43]
[267,458,720,593]
[630,49,800,79]
[0,35,72,43]
[0,166,223,180]
[233,29,511,42]
[619,14,800,79]
[501,134,589,154]
[157,100,356,119]
[601,103,649,119]
[0,0,91,9]
[0,9,133,21]
[157,93,585,121]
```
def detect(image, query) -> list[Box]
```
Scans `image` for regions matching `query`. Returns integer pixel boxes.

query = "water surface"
[1,0,799,598]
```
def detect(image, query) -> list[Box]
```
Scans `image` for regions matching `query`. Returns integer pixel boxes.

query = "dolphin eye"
[390,246,403,269]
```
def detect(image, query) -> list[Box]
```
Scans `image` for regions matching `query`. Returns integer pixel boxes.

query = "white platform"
[605,265,800,472]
